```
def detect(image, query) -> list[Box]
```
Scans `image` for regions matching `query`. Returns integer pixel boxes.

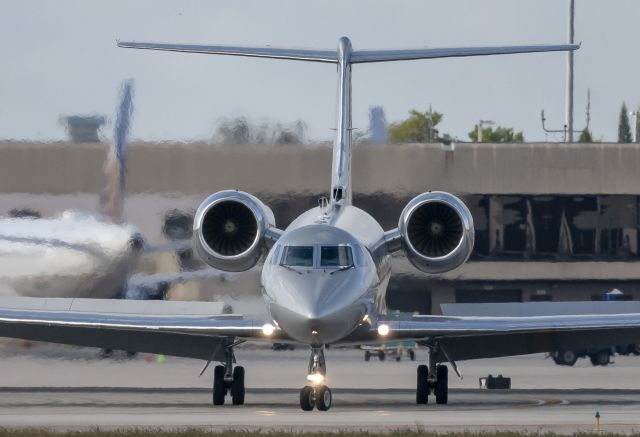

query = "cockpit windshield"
[321,245,353,268]
[280,246,314,267]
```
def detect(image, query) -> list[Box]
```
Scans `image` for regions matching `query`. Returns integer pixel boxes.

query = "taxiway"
[0,344,638,432]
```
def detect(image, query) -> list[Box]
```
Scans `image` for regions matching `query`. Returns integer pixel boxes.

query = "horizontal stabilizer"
[117,41,336,63]
[118,40,579,64]
[350,44,580,63]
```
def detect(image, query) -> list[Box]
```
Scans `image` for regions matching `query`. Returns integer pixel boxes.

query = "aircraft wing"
[367,310,640,362]
[0,297,277,361]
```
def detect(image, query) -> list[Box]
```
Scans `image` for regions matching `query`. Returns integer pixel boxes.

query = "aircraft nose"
[270,302,358,345]
[290,288,333,320]
[269,280,366,344]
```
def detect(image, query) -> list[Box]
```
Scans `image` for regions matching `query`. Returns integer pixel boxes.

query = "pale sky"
[1,0,639,143]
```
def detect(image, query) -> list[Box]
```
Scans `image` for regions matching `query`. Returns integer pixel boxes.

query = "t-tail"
[100,79,134,223]
[118,37,578,206]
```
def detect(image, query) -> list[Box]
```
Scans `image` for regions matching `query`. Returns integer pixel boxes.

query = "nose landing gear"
[299,345,332,411]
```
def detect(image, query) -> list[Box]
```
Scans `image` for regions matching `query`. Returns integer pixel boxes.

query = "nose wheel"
[299,384,332,411]
[300,345,332,411]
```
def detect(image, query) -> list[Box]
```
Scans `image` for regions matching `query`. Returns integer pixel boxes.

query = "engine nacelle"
[193,190,275,272]
[398,191,474,274]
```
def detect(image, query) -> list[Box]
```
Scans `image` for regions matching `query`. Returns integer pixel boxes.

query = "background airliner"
[0,37,639,413]
[0,81,144,298]
[0,81,201,300]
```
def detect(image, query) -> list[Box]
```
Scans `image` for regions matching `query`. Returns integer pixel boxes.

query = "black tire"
[435,365,448,405]
[409,350,416,361]
[213,365,226,406]
[364,351,371,361]
[560,350,577,366]
[416,364,429,404]
[316,385,332,411]
[299,386,315,411]
[590,350,610,366]
[396,356,401,362]
[379,351,386,361]
[230,366,245,405]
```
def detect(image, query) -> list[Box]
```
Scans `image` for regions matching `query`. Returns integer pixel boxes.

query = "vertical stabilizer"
[117,38,578,208]
[100,79,134,222]
[331,37,353,205]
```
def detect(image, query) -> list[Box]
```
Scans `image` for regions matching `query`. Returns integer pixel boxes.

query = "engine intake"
[193,190,275,272]
[399,192,474,274]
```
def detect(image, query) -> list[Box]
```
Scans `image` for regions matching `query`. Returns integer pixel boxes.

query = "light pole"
[477,120,494,143]
[630,111,639,143]
[566,0,575,143]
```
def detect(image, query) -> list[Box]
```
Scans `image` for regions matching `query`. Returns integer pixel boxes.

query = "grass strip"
[0,431,637,437]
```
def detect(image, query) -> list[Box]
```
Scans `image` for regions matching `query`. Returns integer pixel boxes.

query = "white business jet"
[1,37,638,413]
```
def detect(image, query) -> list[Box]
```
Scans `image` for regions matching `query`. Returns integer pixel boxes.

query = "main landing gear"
[416,346,449,405]
[299,345,332,411]
[212,339,245,406]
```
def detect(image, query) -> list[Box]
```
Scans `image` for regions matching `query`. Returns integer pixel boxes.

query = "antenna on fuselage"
[117,38,579,206]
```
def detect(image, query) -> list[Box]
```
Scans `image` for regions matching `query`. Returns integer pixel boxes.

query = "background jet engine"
[193,190,275,272]
[398,191,474,274]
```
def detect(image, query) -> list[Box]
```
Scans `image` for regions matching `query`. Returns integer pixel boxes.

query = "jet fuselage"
[0,214,143,297]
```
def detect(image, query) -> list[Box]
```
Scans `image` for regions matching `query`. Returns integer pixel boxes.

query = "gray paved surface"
[0,342,639,432]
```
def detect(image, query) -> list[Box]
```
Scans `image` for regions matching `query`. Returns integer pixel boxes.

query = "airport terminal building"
[2,141,640,314]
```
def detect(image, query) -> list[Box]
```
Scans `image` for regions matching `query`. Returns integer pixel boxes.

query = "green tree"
[389,108,444,143]
[468,125,524,143]
[578,128,593,143]
[618,102,632,143]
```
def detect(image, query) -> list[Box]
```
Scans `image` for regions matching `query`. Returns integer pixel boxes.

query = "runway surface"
[0,343,639,432]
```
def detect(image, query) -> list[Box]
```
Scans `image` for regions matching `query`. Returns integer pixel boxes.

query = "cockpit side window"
[270,244,282,265]
[320,245,353,268]
[352,245,367,267]
[281,246,314,267]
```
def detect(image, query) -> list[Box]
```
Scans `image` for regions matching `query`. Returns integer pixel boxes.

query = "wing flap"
[437,328,640,362]
[1,322,225,360]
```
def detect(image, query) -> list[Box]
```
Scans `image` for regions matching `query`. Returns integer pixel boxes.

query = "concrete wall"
[4,140,640,312]
[2,141,640,195]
